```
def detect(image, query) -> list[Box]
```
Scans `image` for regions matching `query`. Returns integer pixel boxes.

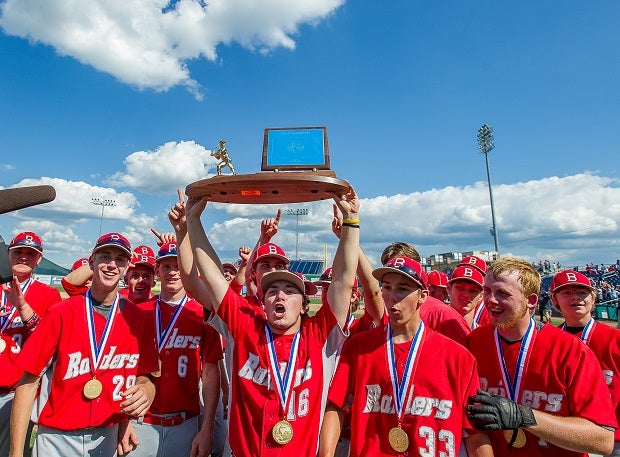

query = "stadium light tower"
[477,124,499,254]
[284,208,309,260]
[91,197,116,236]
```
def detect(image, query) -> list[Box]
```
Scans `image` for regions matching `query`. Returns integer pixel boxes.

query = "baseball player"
[448,265,489,329]
[60,258,91,297]
[127,241,223,457]
[183,186,359,456]
[1,231,61,457]
[120,245,157,304]
[467,257,617,456]
[322,256,492,456]
[427,270,449,303]
[9,233,159,457]
[550,269,620,456]
[241,209,289,304]
[458,255,489,275]
[360,241,471,347]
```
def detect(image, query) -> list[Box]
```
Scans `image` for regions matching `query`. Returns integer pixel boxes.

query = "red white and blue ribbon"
[265,325,300,416]
[562,318,595,344]
[494,318,536,401]
[1,278,32,331]
[386,321,425,420]
[86,290,120,373]
[156,294,188,353]
[472,302,485,329]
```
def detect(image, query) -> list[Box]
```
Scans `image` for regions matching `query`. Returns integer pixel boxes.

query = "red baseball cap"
[71,257,90,271]
[449,265,484,289]
[313,267,359,289]
[9,231,43,254]
[550,270,594,292]
[260,270,305,295]
[252,243,289,267]
[458,256,488,275]
[131,245,156,269]
[93,233,131,257]
[156,242,178,262]
[294,272,318,295]
[427,270,449,288]
[372,256,427,289]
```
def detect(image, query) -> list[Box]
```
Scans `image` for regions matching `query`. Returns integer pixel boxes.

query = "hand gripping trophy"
[211,139,236,175]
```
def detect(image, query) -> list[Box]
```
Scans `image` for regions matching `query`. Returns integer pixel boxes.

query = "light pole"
[91,198,116,236]
[284,208,309,260]
[477,124,499,254]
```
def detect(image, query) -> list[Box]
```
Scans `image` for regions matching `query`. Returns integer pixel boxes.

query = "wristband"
[342,222,360,228]
[342,219,360,225]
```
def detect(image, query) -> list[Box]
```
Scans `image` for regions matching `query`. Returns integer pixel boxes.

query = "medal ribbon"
[1,278,32,331]
[156,295,188,353]
[265,325,300,416]
[494,318,536,401]
[561,318,595,344]
[85,290,120,373]
[386,321,425,420]
[472,302,485,330]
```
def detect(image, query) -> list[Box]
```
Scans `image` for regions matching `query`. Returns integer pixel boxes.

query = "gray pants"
[128,415,199,457]
[34,424,119,457]
[0,392,33,457]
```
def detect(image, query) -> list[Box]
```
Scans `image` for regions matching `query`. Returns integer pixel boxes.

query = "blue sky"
[1,0,619,270]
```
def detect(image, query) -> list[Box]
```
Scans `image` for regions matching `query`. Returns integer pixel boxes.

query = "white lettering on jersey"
[163,328,201,349]
[520,390,564,412]
[63,347,140,380]
[363,384,453,419]
[237,352,313,390]
[479,379,565,413]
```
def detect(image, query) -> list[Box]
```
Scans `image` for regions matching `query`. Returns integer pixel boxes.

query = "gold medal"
[0,338,6,354]
[503,429,527,448]
[388,426,409,453]
[83,378,103,400]
[272,419,294,445]
[151,359,162,378]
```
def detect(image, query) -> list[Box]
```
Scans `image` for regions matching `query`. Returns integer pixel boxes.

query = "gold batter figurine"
[211,139,236,175]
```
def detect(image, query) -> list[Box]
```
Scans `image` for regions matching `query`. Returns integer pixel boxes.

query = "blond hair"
[488,257,541,297]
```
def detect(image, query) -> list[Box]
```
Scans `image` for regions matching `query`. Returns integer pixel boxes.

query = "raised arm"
[327,185,360,329]
[166,189,214,307]
[330,203,383,325]
[244,209,281,295]
[185,197,228,312]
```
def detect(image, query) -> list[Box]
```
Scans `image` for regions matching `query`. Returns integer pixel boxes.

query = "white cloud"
[3,173,619,270]
[0,0,344,97]
[105,140,217,194]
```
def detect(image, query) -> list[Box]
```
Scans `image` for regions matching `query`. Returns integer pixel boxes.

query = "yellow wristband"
[342,219,360,225]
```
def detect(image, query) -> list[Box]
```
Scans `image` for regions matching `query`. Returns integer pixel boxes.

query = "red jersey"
[469,322,618,456]
[562,320,620,441]
[16,294,158,430]
[61,278,88,297]
[471,302,490,330]
[328,325,480,456]
[209,288,345,457]
[137,296,223,416]
[419,296,470,347]
[0,278,61,390]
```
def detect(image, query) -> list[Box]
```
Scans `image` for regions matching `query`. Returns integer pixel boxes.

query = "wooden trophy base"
[185,172,350,204]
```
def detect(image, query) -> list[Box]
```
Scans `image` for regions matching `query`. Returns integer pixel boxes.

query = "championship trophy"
[186,127,349,204]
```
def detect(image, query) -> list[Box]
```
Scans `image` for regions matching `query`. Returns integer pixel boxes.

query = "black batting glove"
[466,389,537,430]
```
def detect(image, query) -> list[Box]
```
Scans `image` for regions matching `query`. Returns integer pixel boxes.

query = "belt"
[140,412,194,427]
